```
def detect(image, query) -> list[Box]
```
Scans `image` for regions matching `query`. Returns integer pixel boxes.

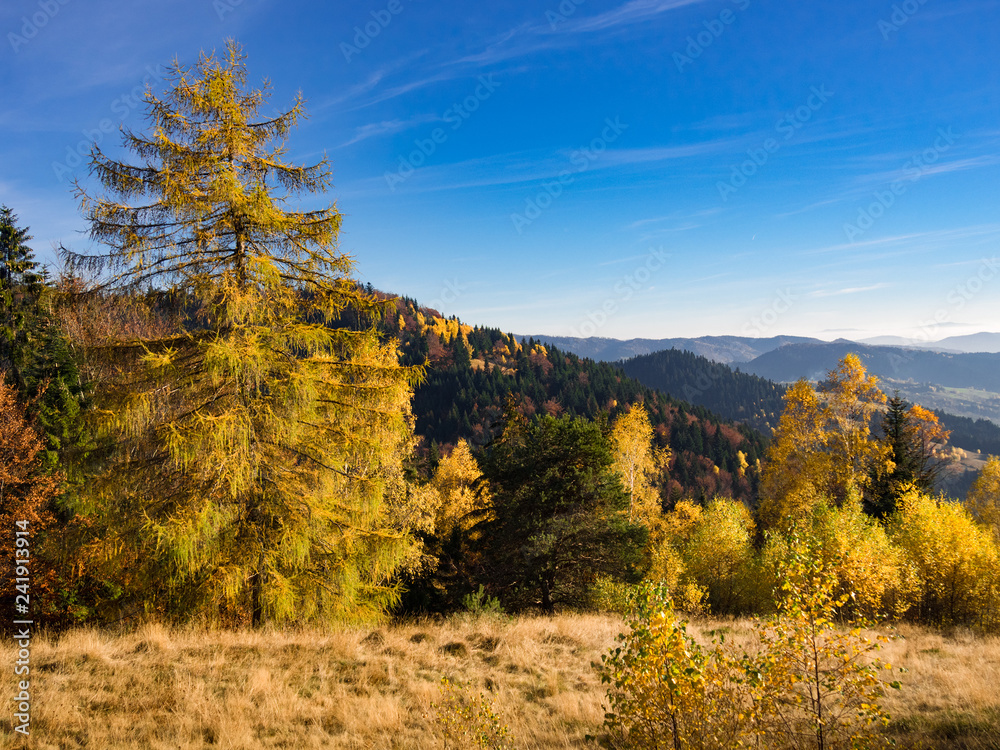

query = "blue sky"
[2,0,999,341]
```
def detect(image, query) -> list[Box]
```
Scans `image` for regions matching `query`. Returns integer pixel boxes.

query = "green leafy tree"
[65,42,418,626]
[475,411,647,613]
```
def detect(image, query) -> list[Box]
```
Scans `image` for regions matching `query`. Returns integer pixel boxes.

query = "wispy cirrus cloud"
[626,207,722,230]
[555,0,709,34]
[453,0,711,66]
[325,1,711,110]
[342,136,741,197]
[809,282,892,298]
[799,224,1000,257]
[337,114,441,147]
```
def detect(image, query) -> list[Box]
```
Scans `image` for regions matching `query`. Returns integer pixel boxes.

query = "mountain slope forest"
[378,295,766,505]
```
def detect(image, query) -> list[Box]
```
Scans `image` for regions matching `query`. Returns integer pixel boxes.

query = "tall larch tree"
[65,42,418,626]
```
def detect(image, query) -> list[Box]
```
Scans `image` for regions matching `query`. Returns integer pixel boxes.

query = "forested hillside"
[378,296,767,504]
[619,347,787,434]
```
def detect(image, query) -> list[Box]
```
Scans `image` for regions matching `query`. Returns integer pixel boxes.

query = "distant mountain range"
[520,332,1000,364]
[741,341,1000,392]
[522,333,1000,425]
[860,332,1000,353]
[516,334,817,364]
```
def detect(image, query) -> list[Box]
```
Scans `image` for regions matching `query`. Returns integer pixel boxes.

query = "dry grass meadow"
[1,613,998,749]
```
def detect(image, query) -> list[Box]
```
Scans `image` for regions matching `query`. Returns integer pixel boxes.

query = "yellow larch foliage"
[431,439,489,537]
[68,42,419,627]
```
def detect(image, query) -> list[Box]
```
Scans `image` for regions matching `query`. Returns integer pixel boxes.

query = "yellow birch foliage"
[601,551,897,750]
[889,488,999,629]
[645,499,702,591]
[682,497,756,616]
[820,353,890,503]
[760,356,891,532]
[749,534,896,750]
[610,403,667,524]
[431,439,487,537]
[761,497,914,620]
[966,455,1000,541]
[759,379,831,531]
[601,583,746,750]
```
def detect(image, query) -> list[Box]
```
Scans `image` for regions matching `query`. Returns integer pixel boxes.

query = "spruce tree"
[0,205,46,387]
[65,42,417,626]
[0,207,88,470]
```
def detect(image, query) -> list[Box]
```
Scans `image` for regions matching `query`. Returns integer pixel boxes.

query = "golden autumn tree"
[65,42,417,626]
[760,356,892,531]
[609,403,667,524]
[890,488,999,628]
[759,379,831,531]
[966,455,1000,541]
[431,439,487,537]
[819,353,889,503]
[0,380,59,614]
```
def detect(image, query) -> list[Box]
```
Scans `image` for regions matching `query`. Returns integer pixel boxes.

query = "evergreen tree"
[0,205,45,386]
[65,42,417,626]
[475,411,646,613]
[0,207,88,470]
